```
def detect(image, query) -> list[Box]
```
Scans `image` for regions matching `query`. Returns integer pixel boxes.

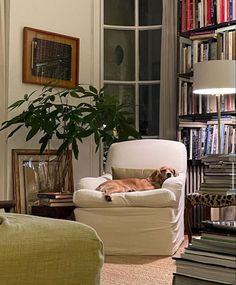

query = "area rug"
[101,236,188,285]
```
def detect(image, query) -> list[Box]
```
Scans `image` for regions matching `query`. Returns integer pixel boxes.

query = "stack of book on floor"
[37,192,74,207]
[173,221,236,285]
[199,154,236,195]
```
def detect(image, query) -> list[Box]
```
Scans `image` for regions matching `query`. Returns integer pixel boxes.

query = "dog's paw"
[105,195,112,202]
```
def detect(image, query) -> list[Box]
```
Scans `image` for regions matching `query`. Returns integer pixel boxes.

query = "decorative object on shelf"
[23,27,80,88]
[193,60,236,154]
[11,149,73,214]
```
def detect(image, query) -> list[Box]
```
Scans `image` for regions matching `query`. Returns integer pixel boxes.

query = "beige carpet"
[101,236,188,285]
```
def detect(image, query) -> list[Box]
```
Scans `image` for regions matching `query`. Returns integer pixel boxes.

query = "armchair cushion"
[73,176,183,208]
[73,188,176,208]
[112,167,155,179]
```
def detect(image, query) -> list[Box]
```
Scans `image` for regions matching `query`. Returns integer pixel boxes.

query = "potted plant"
[0,84,141,192]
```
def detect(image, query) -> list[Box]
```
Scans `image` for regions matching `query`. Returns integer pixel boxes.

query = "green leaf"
[70,91,80,98]
[26,125,40,141]
[72,139,79,159]
[39,135,50,154]
[74,86,85,93]
[8,124,24,138]
[57,140,71,156]
[89,85,98,94]
[8,100,25,111]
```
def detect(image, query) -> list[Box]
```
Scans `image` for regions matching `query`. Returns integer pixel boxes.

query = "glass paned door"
[139,0,163,26]
[139,85,160,136]
[104,30,135,81]
[103,0,162,137]
[139,29,162,81]
[104,0,135,26]
[104,84,135,122]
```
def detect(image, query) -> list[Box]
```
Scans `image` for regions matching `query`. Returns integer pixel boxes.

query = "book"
[199,189,236,195]
[179,122,207,128]
[39,197,73,203]
[173,257,236,283]
[204,167,235,173]
[37,192,73,199]
[181,248,236,267]
[204,172,235,177]
[201,220,236,232]
[173,273,233,285]
[189,236,236,255]
[39,201,74,207]
[201,154,236,163]
[209,162,235,168]
[203,178,236,184]
[201,232,236,243]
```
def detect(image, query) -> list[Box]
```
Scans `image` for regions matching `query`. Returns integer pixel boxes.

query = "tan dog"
[96,166,178,201]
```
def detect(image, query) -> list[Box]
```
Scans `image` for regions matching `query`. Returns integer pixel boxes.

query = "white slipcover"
[74,139,187,255]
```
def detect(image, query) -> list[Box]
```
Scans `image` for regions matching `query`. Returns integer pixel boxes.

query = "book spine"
[233,0,236,19]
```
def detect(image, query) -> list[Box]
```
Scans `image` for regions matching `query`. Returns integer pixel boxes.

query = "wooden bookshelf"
[177,0,236,231]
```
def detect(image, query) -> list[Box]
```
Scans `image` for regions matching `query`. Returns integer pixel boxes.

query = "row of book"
[37,192,74,207]
[199,154,235,194]
[180,28,236,73]
[178,80,235,115]
[181,0,236,32]
[173,220,236,284]
[178,118,236,159]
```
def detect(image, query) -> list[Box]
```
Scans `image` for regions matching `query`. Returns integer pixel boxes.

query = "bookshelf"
[177,0,236,230]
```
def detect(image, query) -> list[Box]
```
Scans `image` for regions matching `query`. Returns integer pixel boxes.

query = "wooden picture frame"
[23,27,80,88]
[12,149,74,214]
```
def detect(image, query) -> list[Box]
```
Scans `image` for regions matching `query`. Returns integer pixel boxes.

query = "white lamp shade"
[193,60,236,95]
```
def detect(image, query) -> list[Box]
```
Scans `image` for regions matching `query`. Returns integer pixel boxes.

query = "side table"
[31,205,75,220]
[185,192,236,243]
[0,200,16,212]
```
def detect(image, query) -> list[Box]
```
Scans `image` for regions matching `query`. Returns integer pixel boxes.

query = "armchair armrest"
[162,174,186,201]
[77,173,112,190]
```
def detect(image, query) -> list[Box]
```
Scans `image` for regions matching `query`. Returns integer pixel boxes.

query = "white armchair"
[73,139,187,255]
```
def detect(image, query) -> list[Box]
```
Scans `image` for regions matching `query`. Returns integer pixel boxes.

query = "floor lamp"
[193,60,236,155]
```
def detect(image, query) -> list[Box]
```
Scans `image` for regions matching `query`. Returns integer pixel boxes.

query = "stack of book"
[37,192,74,207]
[173,221,236,285]
[199,154,236,195]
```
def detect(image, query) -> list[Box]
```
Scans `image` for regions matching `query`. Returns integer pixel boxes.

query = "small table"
[0,200,16,212]
[31,205,75,220]
[184,192,236,243]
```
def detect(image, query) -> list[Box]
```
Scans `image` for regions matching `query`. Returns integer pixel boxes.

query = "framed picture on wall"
[22,27,80,88]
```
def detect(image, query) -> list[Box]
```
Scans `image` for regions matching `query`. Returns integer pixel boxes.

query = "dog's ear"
[172,168,178,177]
[149,170,159,180]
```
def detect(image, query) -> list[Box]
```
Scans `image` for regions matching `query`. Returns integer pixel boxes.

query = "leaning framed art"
[12,149,73,214]
[22,27,80,88]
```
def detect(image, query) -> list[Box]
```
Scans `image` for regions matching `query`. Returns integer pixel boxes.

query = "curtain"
[0,0,7,198]
[159,0,178,140]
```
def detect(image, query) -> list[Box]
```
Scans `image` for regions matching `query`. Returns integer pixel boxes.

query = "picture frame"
[22,27,80,88]
[12,149,74,214]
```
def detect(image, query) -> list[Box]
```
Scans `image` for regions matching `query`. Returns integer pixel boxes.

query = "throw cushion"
[112,167,156,179]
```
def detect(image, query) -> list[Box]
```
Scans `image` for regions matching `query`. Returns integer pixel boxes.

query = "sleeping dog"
[96,166,178,201]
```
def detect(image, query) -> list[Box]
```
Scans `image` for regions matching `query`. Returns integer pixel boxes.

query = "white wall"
[1,0,101,199]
